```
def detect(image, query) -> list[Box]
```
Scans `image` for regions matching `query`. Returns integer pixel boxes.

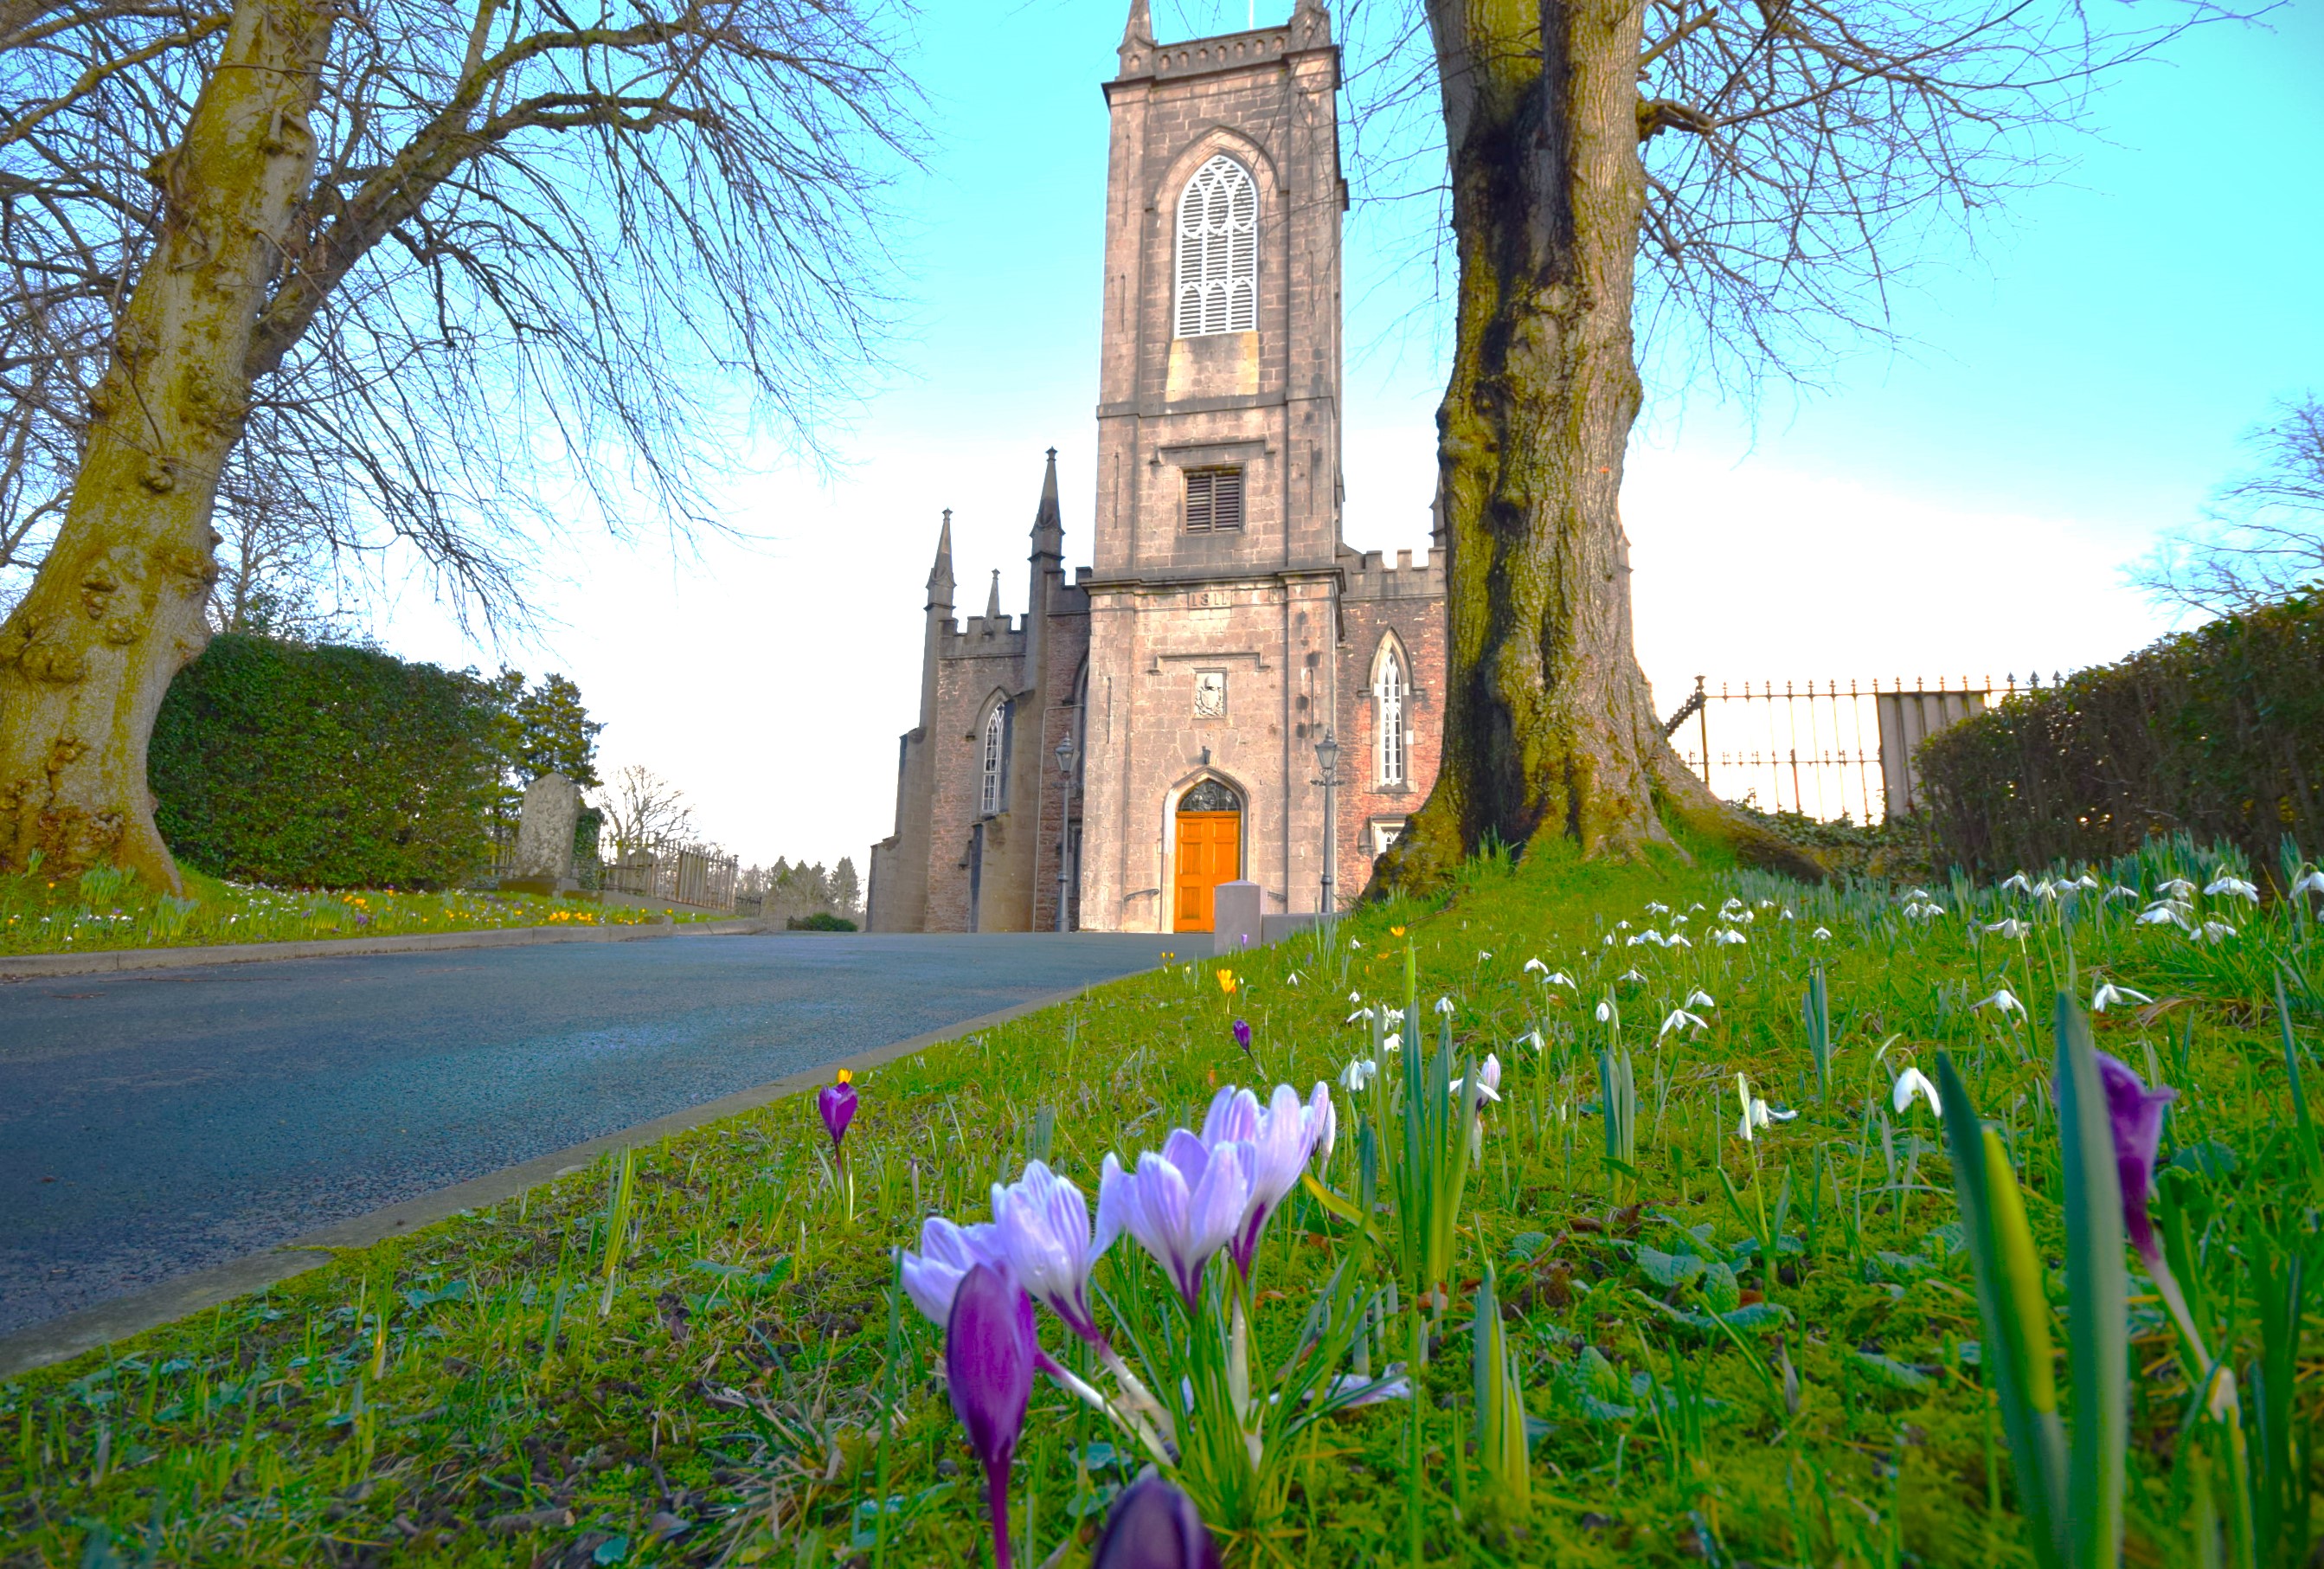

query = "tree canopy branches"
[0,0,922,629]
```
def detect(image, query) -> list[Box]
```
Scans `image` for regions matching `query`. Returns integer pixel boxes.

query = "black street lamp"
[1053,734,1075,932]
[1312,730,1340,918]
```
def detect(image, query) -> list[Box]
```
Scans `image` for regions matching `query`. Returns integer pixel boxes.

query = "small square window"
[1184,466,1244,533]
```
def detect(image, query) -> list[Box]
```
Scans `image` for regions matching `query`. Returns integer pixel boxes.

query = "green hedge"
[1917,592,2324,878]
[151,634,498,889]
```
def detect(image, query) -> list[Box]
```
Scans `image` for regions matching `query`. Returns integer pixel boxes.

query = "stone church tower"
[868,0,1446,935]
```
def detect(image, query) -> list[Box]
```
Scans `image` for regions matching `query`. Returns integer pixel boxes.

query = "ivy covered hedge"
[151,633,499,888]
[1917,591,2324,877]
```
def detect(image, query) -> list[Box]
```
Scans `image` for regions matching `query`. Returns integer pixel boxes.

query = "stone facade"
[868,0,1446,934]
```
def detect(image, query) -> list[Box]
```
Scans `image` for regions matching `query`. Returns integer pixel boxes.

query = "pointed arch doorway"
[1173,778,1243,933]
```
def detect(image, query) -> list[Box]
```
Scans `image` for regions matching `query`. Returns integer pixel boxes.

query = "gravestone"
[501,773,581,895]
[1212,879,1262,957]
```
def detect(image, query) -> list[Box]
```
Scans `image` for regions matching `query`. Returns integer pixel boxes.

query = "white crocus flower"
[1660,1008,1709,1039]
[2204,876,2259,902]
[1973,987,2025,1017]
[2091,981,2154,1013]
[1340,1058,1377,1092]
[1891,1066,1942,1118]
[1685,989,1716,1010]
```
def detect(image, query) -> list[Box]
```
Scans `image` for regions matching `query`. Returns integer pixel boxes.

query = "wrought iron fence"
[1665,672,2067,824]
[603,840,739,911]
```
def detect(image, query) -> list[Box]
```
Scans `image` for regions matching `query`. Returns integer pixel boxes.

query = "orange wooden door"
[1172,812,1242,932]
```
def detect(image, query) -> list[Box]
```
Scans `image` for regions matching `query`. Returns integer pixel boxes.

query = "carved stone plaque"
[1193,669,1227,718]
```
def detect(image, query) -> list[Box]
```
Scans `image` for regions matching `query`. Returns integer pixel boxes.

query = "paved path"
[0,932,1175,1340]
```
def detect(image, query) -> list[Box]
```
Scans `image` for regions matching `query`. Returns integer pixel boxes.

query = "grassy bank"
[3,836,2318,1566]
[0,865,707,957]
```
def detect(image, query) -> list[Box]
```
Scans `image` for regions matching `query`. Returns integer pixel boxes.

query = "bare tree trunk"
[0,0,334,888]
[1378,0,1820,893]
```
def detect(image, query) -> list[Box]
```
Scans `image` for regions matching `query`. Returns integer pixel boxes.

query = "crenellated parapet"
[1339,544,1446,604]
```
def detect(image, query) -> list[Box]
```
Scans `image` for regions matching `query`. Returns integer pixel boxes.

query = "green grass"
[0,865,713,957]
[2,835,2319,1566]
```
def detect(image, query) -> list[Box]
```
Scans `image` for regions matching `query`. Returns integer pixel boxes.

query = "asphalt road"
[0,930,1176,1339]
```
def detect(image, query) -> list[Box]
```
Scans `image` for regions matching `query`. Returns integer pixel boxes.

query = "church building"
[867,0,1446,934]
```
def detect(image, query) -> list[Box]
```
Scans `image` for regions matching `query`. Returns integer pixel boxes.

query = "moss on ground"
[2,837,2318,1566]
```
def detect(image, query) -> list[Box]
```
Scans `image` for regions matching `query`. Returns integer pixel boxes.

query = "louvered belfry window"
[1175,155,1258,337]
[1184,466,1245,533]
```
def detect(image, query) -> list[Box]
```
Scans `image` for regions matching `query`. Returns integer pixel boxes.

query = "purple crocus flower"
[947,1263,1035,1569]
[1224,1083,1333,1276]
[817,1071,857,1162]
[1091,1475,1222,1569]
[1096,1133,1250,1309]
[991,1161,1114,1347]
[2092,1051,2177,1268]
[901,1216,1006,1326]
[1232,1019,1252,1057]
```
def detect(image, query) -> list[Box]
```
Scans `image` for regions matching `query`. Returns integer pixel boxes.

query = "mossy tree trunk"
[1377,0,1819,893]
[0,0,335,890]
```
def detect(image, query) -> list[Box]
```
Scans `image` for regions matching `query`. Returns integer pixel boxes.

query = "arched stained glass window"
[1376,649,1407,788]
[979,703,1007,816]
[1174,155,1258,338]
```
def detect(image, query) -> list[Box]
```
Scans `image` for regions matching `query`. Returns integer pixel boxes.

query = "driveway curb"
[0,917,771,981]
[0,978,1108,1380]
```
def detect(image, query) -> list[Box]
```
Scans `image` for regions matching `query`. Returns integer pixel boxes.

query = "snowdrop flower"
[1902,887,1933,902]
[2091,981,2154,1013]
[1286,972,1301,987]
[2073,873,2101,891]
[2000,872,2034,895]
[1348,937,1362,949]
[2138,904,2192,929]
[1517,1029,1544,1056]
[1348,990,1362,1004]
[2204,876,2259,902]
[2197,920,2238,944]
[1601,933,1617,948]
[1658,1008,1709,1039]
[1689,902,1707,913]
[2157,878,2196,899]
[1381,1007,1405,1029]
[1684,988,1716,1010]
[1477,949,1493,961]
[2032,878,2059,901]
[1434,995,1457,1016]
[1345,1006,1375,1026]
[1671,912,1690,926]
[1973,987,2025,1017]
[1616,919,1632,929]
[1524,957,1547,975]
[1738,908,1756,924]
[1811,926,1833,941]
[1712,927,1747,946]
[2104,884,2141,901]
[1757,898,1776,910]
[1780,908,1797,922]
[1340,1058,1378,1092]
[1667,933,1693,948]
[1595,998,1616,1024]
[1618,968,1647,983]
[1903,901,1946,920]
[1625,929,1661,948]
[1891,1066,1942,1118]
[1544,970,1576,988]
[1645,902,1671,916]
[1734,1074,1775,1141]
[2292,868,2324,897]
[1983,917,2030,939]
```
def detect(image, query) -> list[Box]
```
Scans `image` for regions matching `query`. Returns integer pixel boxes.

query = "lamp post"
[1053,734,1075,932]
[1312,730,1340,919]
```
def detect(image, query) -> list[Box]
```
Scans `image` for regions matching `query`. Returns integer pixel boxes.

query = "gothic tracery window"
[1174,155,1258,338]
[979,702,1007,816]
[1376,647,1407,788]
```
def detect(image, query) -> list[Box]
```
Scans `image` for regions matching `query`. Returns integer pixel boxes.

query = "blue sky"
[391,0,2324,869]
